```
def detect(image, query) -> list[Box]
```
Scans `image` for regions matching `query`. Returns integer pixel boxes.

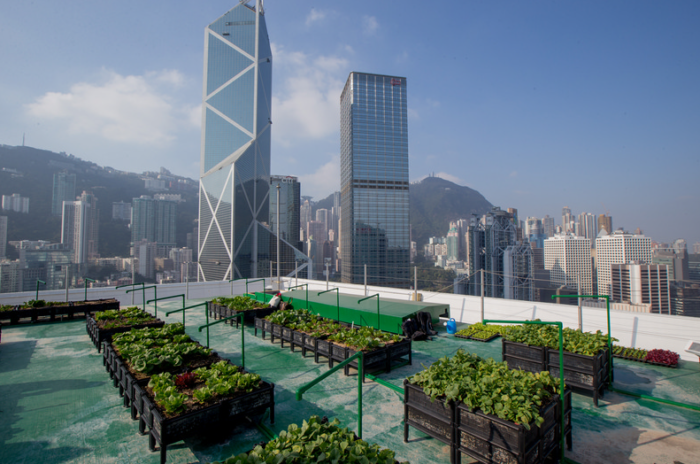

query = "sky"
[1,1,699,246]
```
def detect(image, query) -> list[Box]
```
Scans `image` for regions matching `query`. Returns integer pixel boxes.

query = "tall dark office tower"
[269,175,305,256]
[131,196,177,248]
[52,171,76,216]
[340,72,410,288]
[198,2,306,281]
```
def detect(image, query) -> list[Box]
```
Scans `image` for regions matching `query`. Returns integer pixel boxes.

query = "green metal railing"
[358,293,380,331]
[84,278,95,301]
[318,288,339,322]
[555,294,613,382]
[149,294,185,323]
[287,284,308,308]
[167,302,207,328]
[126,285,157,316]
[485,319,566,463]
[116,282,145,306]
[296,351,364,438]
[363,360,410,395]
[198,313,245,368]
[228,278,267,296]
[35,279,46,301]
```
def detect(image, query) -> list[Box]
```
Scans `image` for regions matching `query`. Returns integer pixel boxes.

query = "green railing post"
[149,294,186,324]
[126,285,156,315]
[246,278,266,296]
[554,294,613,383]
[84,278,95,301]
[287,284,308,308]
[295,351,364,438]
[36,279,46,301]
[484,319,565,462]
[318,288,340,322]
[358,293,380,330]
[197,313,245,368]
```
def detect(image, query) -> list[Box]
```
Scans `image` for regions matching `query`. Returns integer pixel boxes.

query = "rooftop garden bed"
[216,415,408,464]
[1,298,119,325]
[455,322,510,342]
[87,307,163,352]
[209,295,275,324]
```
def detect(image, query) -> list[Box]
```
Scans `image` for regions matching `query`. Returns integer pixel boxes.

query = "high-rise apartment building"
[197,2,308,281]
[112,201,132,221]
[611,263,670,314]
[542,215,555,238]
[0,215,6,258]
[131,196,177,250]
[52,171,76,216]
[562,206,574,234]
[269,175,301,250]
[61,191,99,264]
[2,194,29,214]
[340,72,410,288]
[446,223,460,261]
[596,230,652,296]
[578,212,597,242]
[544,234,593,295]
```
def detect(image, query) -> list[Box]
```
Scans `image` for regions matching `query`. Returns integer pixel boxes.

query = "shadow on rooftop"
[0,339,37,374]
[0,441,89,464]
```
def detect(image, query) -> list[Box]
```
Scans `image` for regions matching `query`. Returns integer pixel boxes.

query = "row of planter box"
[101,341,275,464]
[612,352,678,369]
[253,317,412,376]
[502,339,611,407]
[208,302,276,327]
[0,299,120,325]
[404,381,573,464]
[86,312,165,353]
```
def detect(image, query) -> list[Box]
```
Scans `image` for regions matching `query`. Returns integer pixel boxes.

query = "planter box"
[290,330,305,353]
[344,339,413,376]
[148,380,275,464]
[315,339,333,366]
[503,340,610,407]
[455,388,572,464]
[280,326,294,348]
[270,322,283,343]
[1,299,119,325]
[210,303,275,326]
[404,380,456,464]
[87,314,165,353]
[303,333,320,357]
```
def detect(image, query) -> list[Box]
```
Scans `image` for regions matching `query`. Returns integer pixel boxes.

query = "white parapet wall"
[2,278,699,362]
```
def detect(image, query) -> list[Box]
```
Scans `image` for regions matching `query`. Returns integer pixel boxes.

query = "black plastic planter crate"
[456,389,570,464]
[290,329,305,352]
[149,380,275,464]
[330,343,349,367]
[208,302,231,319]
[270,322,283,342]
[303,333,320,357]
[546,348,609,407]
[254,317,266,338]
[502,340,547,374]
[280,326,294,347]
[315,339,333,365]
[404,381,456,464]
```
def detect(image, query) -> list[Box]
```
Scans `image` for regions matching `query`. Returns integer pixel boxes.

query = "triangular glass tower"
[198,1,309,282]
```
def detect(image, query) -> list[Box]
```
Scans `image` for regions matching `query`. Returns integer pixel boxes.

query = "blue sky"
[1,1,699,246]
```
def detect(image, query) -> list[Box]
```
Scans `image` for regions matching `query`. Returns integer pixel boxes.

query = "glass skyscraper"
[340,72,410,288]
[198,1,308,282]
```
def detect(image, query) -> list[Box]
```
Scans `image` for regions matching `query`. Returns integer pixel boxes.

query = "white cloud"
[25,69,194,146]
[271,43,348,141]
[363,16,379,35]
[305,9,326,26]
[298,156,340,200]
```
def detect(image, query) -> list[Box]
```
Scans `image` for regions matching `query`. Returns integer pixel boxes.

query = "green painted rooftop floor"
[1,299,700,464]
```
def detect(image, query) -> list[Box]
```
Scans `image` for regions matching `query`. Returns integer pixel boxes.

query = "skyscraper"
[198,2,308,281]
[598,214,613,234]
[596,230,652,296]
[61,191,99,264]
[544,234,593,295]
[340,72,410,288]
[52,171,76,216]
[269,175,301,248]
[131,196,177,250]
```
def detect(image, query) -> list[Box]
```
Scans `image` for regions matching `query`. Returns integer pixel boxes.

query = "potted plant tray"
[208,302,275,325]
[455,388,572,464]
[1,298,119,325]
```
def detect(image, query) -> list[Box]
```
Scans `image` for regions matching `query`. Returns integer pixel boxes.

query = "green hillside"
[0,145,199,258]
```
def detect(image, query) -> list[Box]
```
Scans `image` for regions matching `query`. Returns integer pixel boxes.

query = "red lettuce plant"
[175,372,198,388]
[645,349,679,366]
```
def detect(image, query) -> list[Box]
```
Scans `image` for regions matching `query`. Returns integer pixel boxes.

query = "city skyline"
[0,1,698,245]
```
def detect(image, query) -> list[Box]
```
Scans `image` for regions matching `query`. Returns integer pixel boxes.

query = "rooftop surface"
[1,297,700,464]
